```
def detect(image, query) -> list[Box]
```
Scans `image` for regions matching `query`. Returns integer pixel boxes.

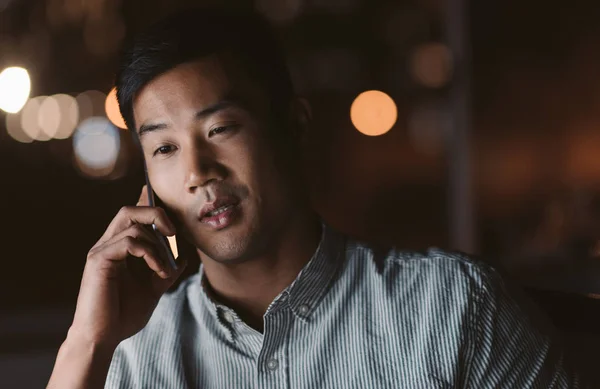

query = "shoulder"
[344,238,550,331]
[345,238,500,297]
[341,237,523,324]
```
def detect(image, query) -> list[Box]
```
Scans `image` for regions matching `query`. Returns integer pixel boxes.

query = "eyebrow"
[137,97,247,138]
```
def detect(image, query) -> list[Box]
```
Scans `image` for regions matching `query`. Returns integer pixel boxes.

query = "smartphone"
[142,159,178,270]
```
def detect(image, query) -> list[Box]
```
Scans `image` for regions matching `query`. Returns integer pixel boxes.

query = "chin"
[192,223,259,264]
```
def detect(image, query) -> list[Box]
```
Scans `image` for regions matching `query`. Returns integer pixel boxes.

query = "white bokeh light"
[73,117,120,177]
[53,93,79,139]
[21,96,53,141]
[5,110,33,143]
[38,95,61,139]
[0,67,31,113]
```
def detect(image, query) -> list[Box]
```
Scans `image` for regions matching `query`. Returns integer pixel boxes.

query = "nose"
[183,146,227,193]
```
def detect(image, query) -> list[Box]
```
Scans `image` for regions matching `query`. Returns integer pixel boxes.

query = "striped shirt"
[105,225,585,388]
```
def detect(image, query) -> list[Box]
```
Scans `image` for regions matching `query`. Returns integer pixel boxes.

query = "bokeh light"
[76,90,106,122]
[73,117,120,178]
[7,93,79,142]
[350,90,397,136]
[53,93,79,139]
[409,43,453,88]
[5,110,33,143]
[76,92,93,122]
[21,96,52,141]
[38,95,61,139]
[0,67,31,113]
[105,87,127,129]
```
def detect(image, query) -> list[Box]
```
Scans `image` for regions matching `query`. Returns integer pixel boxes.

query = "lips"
[198,196,239,220]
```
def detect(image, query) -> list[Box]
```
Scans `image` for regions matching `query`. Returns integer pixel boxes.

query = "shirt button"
[266,358,279,371]
[223,311,235,324]
[298,304,310,315]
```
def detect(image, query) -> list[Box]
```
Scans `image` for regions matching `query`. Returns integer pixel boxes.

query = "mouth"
[198,197,240,229]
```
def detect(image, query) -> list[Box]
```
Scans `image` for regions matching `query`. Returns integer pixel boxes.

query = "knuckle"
[155,207,167,220]
[132,225,158,245]
[129,224,146,237]
[118,205,134,217]
[122,235,138,248]
[123,235,153,255]
[87,246,105,262]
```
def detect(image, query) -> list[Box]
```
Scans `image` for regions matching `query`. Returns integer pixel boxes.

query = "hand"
[68,186,187,349]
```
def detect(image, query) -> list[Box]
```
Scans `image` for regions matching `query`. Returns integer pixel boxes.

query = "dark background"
[3,0,600,386]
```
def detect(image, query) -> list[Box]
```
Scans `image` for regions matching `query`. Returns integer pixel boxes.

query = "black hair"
[115,7,294,132]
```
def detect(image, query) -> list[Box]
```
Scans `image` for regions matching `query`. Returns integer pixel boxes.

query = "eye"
[153,145,175,156]
[208,125,236,138]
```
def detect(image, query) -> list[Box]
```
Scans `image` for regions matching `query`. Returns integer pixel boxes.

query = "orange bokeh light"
[350,90,397,136]
[105,87,127,129]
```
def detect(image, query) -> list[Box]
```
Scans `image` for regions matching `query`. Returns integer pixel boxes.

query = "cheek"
[149,165,185,211]
[247,144,291,199]
[151,164,178,190]
[228,137,264,182]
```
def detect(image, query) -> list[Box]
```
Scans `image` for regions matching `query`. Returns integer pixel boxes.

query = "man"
[48,7,586,389]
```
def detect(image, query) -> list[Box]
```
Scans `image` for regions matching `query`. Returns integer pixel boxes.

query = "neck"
[198,210,322,332]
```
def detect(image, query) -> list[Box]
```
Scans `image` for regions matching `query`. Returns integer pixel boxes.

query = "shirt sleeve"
[464,265,588,388]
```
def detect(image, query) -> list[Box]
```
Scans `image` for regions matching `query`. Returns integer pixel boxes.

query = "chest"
[173,297,467,389]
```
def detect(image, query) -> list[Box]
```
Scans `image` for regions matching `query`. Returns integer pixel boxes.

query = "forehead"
[132,54,261,127]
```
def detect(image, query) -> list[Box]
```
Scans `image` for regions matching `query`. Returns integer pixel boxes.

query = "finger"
[94,236,172,279]
[99,205,176,245]
[98,223,158,251]
[137,185,149,206]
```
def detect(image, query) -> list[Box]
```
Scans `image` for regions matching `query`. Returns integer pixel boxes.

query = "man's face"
[133,55,297,263]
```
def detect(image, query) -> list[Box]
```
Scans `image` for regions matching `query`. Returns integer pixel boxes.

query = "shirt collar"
[195,223,346,326]
[278,223,345,320]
